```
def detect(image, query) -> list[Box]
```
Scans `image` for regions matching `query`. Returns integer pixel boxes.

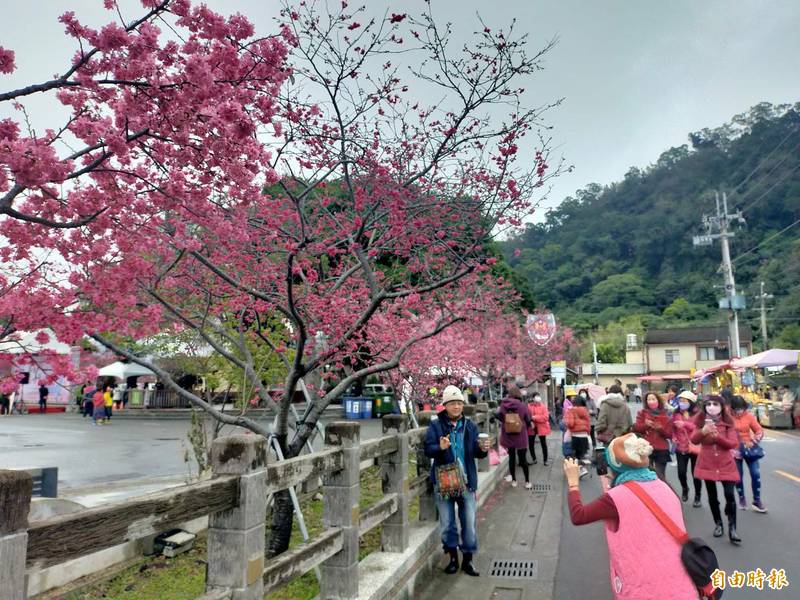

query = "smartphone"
[595,446,608,476]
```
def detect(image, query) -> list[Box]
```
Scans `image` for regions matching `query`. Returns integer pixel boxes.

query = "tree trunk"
[266,434,295,558]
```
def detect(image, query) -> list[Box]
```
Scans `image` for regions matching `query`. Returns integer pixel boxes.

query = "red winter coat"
[527,401,551,436]
[690,414,740,482]
[565,406,590,434]
[671,410,697,454]
[633,410,673,451]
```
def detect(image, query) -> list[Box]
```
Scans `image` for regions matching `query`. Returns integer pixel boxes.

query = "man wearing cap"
[424,385,491,576]
[564,434,697,599]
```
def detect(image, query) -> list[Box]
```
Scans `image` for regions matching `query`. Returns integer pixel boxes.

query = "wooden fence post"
[206,435,268,600]
[415,411,437,522]
[321,422,361,600]
[475,403,491,473]
[0,470,33,600]
[380,415,410,552]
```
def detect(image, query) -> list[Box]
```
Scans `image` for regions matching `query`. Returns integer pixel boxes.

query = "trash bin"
[372,394,396,416]
[360,399,373,419]
[344,397,360,419]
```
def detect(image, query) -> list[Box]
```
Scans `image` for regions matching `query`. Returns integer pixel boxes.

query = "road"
[555,404,800,599]
[0,412,386,494]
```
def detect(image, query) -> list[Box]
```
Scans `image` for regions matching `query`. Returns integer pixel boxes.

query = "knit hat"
[678,390,697,402]
[442,385,465,404]
[607,433,653,469]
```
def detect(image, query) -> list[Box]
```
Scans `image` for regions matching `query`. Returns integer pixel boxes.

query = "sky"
[2,0,799,222]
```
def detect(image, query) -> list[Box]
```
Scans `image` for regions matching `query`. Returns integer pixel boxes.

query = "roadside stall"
[731,349,799,429]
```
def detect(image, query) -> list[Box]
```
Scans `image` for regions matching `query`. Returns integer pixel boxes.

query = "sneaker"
[579,467,589,479]
[693,497,702,508]
[751,501,768,513]
[525,481,532,490]
[580,459,592,466]
[511,480,518,488]
[504,475,513,483]
[543,460,550,466]
[681,489,689,502]
[738,496,747,510]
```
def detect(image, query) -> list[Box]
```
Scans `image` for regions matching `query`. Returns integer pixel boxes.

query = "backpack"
[625,482,723,600]
[504,411,523,434]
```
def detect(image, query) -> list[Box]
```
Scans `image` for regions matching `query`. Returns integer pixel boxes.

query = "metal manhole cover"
[489,559,538,579]
[531,481,550,493]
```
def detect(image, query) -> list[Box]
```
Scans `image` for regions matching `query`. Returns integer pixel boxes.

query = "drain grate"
[489,559,538,579]
[530,481,550,493]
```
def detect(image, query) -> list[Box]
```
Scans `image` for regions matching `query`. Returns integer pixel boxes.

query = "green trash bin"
[364,384,396,416]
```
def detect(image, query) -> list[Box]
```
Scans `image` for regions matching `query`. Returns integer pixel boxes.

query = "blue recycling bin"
[344,396,363,419]
[360,399,373,419]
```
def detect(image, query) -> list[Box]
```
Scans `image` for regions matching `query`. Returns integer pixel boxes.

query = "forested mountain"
[503,102,800,361]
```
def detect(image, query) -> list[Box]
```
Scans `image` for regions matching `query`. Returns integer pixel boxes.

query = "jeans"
[735,458,762,504]
[676,452,701,498]
[528,435,548,463]
[437,490,478,553]
[705,480,737,526]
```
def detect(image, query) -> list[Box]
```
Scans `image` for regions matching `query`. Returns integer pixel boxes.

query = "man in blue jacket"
[424,385,491,576]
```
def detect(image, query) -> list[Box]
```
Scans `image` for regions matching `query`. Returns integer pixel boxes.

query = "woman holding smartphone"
[690,395,742,545]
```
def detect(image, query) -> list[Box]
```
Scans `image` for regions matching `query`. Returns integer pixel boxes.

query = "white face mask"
[532,395,542,403]
[706,404,722,416]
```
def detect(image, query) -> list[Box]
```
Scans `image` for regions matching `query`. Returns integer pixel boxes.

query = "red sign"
[526,312,556,346]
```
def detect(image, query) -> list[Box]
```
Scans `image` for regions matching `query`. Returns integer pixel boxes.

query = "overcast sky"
[2,1,799,222]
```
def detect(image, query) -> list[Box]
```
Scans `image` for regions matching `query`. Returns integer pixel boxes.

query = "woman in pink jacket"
[527,392,551,466]
[691,395,741,545]
[671,391,702,507]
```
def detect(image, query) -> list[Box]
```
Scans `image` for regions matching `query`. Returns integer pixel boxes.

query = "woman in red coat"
[690,395,742,545]
[565,397,592,477]
[527,392,551,466]
[633,392,673,482]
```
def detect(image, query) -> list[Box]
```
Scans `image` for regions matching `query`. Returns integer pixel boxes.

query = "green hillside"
[503,102,800,360]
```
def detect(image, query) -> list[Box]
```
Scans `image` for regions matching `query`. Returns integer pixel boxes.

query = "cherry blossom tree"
[2,0,564,556]
[0,0,292,385]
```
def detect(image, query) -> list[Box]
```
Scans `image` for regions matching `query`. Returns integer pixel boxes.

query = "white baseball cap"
[442,385,465,404]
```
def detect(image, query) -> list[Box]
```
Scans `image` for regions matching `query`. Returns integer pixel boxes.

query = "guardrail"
[0,403,495,600]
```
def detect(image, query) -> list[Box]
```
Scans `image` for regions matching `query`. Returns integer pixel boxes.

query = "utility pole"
[592,341,599,384]
[756,281,774,351]
[693,191,746,357]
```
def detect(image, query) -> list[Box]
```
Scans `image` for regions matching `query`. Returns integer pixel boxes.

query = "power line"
[729,126,799,195]
[736,159,800,214]
[732,217,800,265]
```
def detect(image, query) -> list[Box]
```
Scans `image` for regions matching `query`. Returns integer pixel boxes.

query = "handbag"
[435,461,467,499]
[741,442,765,460]
[625,482,724,600]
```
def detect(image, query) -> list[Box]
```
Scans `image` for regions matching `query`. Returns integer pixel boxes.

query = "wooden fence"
[0,404,496,600]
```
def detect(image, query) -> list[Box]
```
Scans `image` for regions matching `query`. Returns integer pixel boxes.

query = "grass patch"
[63,465,422,600]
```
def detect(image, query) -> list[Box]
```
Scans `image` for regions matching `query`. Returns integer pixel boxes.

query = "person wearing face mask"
[563,433,698,599]
[578,389,598,449]
[671,391,702,507]
[730,395,767,513]
[691,395,742,544]
[633,392,673,482]
[527,392,551,466]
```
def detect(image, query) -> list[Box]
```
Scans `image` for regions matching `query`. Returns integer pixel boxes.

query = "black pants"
[589,425,596,448]
[705,480,737,526]
[571,436,590,461]
[528,435,548,463]
[508,448,529,482]
[676,452,701,498]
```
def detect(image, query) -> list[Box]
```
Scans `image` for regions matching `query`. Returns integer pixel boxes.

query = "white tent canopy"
[98,361,156,379]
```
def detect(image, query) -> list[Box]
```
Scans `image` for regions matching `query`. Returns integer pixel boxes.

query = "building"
[629,325,753,380]
[579,362,645,390]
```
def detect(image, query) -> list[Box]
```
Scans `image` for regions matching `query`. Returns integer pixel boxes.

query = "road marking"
[764,428,800,440]
[774,470,800,484]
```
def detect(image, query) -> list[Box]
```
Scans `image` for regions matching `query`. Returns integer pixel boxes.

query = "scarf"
[449,417,466,468]
[605,445,658,487]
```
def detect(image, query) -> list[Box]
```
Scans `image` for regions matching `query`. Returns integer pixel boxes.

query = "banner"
[526,312,557,346]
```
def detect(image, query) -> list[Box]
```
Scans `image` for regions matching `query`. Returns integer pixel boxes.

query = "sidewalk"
[417,434,565,600]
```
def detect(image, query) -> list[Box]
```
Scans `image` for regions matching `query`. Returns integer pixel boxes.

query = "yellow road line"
[775,470,800,484]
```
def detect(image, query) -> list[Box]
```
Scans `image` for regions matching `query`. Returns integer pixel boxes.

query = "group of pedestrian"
[81,383,114,425]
